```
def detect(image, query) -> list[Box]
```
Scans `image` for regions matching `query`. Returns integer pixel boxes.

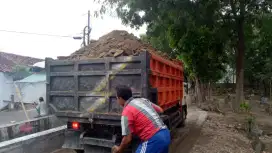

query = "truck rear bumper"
[62,131,83,150]
[56,112,121,126]
[62,130,117,151]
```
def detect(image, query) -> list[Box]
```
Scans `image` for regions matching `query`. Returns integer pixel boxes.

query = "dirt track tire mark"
[170,110,207,153]
[174,125,202,153]
[50,148,76,153]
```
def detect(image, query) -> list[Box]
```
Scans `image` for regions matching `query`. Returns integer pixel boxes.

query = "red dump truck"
[45,51,185,153]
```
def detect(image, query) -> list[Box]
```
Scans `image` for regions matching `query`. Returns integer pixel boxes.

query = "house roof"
[0,52,43,72]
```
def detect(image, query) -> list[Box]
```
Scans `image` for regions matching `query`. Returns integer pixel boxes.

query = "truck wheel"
[84,145,111,153]
[177,108,186,128]
[75,150,84,153]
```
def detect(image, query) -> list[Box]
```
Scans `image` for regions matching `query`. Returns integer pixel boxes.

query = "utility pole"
[81,10,91,47]
[87,10,91,45]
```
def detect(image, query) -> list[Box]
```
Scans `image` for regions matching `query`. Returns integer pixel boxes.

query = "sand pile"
[60,30,169,60]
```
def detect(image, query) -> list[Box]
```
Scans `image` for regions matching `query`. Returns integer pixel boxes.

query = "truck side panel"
[149,53,184,110]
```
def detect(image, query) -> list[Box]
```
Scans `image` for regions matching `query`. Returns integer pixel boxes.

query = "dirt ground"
[50,149,76,153]
[189,112,255,153]
[170,107,207,153]
[51,97,272,153]
[172,95,272,153]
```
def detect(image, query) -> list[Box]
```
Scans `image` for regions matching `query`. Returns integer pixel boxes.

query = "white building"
[0,52,42,110]
[0,73,13,109]
[15,73,46,103]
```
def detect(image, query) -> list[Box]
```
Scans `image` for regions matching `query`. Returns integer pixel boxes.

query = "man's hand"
[112,145,121,153]
[113,134,132,153]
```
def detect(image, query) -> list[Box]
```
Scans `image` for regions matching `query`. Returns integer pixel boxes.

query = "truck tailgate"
[46,52,149,117]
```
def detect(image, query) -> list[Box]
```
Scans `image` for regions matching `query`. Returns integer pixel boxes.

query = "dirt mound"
[63,30,168,60]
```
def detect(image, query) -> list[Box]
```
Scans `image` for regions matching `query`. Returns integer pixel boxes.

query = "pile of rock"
[60,30,169,60]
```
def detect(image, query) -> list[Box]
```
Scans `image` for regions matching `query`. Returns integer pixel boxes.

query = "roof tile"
[0,52,43,72]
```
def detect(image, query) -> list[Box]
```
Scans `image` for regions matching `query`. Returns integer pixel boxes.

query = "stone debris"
[60,30,169,60]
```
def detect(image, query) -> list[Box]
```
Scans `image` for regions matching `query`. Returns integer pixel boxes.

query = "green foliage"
[11,65,31,81]
[244,13,272,96]
[140,33,174,58]
[12,65,29,72]
[94,0,272,90]
[240,101,251,112]
[135,0,229,83]
[177,26,228,83]
[245,113,256,135]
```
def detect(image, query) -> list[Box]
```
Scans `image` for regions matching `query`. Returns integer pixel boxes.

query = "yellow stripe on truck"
[87,56,133,112]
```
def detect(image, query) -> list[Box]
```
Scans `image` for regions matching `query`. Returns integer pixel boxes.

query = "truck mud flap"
[62,131,83,150]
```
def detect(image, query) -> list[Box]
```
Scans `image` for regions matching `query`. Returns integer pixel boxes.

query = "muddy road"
[51,107,207,153]
[170,108,207,153]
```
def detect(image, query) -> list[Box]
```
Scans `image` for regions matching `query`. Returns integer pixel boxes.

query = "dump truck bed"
[46,51,184,153]
[46,51,183,121]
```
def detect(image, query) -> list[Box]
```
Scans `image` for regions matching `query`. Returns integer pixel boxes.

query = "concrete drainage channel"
[0,125,66,153]
[0,115,66,153]
[0,115,64,142]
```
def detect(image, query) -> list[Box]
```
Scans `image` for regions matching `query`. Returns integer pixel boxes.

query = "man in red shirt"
[112,85,171,153]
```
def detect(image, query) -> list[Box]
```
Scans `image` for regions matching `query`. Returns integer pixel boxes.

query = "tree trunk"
[232,48,236,84]
[207,82,210,101]
[209,82,213,101]
[234,16,245,111]
[263,80,268,97]
[200,81,206,102]
[190,80,196,103]
[269,80,272,101]
[195,78,202,105]
[233,68,235,84]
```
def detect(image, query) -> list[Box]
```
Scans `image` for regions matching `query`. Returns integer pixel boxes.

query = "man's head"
[115,85,132,107]
[39,97,44,102]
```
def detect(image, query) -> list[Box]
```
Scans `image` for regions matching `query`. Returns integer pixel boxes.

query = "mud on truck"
[45,31,186,153]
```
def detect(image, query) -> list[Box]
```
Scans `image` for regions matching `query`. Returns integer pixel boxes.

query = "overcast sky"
[0,0,146,59]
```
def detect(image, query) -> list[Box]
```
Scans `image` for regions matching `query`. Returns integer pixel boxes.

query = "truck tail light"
[72,122,80,130]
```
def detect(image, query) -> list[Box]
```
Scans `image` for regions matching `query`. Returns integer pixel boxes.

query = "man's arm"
[114,134,132,153]
[144,99,164,113]
[151,103,164,113]
[113,114,134,153]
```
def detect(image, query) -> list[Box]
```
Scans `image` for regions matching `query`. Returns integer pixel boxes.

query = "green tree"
[221,0,271,110]
[96,0,230,102]
[94,0,271,108]
[140,32,174,58]
[245,14,272,97]
[141,0,229,102]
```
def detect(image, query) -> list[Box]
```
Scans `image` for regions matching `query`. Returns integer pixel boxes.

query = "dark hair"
[39,97,44,102]
[115,85,132,101]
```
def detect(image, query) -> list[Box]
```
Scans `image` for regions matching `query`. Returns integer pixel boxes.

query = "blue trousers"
[136,129,171,153]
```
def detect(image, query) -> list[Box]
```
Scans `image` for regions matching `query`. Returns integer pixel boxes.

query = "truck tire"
[75,150,84,153]
[84,145,111,153]
[177,107,186,128]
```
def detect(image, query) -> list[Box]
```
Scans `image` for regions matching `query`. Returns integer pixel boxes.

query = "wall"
[0,125,66,153]
[0,72,14,109]
[15,82,46,103]
[0,115,64,142]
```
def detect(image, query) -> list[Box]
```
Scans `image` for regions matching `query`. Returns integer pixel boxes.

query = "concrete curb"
[0,115,64,142]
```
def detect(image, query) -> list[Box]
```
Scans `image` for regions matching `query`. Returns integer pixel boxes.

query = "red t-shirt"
[121,98,167,141]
